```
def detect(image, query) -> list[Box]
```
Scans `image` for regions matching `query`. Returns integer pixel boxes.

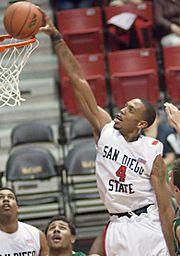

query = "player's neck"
[0,218,18,233]
[122,131,141,142]
[50,247,73,256]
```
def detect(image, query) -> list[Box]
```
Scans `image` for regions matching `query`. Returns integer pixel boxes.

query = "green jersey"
[72,251,86,256]
[173,209,180,255]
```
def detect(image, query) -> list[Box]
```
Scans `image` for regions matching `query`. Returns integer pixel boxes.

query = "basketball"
[3,1,44,40]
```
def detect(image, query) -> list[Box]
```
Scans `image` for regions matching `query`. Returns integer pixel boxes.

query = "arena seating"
[10,121,60,161]
[59,53,108,115]
[163,46,180,104]
[56,7,104,54]
[107,48,160,108]
[69,117,93,142]
[5,145,64,231]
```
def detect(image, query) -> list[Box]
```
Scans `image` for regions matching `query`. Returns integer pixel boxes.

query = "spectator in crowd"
[169,159,180,255]
[154,0,180,47]
[41,13,175,255]
[45,215,98,256]
[0,187,48,256]
[50,0,96,10]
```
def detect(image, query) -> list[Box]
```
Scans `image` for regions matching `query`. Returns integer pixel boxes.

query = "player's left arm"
[151,154,175,256]
[39,231,49,256]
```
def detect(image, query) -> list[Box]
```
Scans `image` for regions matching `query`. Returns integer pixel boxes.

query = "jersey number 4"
[116,165,127,182]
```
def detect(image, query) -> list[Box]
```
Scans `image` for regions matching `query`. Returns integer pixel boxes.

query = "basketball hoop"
[0,35,39,107]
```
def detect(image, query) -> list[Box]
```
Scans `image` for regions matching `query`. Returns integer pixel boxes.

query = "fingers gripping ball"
[3,1,43,39]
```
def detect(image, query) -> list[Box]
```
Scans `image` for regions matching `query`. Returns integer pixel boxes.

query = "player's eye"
[129,107,134,112]
[8,195,15,200]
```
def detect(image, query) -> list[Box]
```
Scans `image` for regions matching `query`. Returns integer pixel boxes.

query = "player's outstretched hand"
[38,8,59,36]
[164,102,180,134]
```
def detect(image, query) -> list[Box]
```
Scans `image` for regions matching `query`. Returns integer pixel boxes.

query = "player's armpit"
[73,82,111,132]
[39,231,48,256]
[151,155,175,256]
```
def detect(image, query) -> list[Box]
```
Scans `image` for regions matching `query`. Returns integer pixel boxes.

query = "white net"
[0,37,39,107]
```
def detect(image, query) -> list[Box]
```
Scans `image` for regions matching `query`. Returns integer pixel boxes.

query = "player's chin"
[113,122,121,130]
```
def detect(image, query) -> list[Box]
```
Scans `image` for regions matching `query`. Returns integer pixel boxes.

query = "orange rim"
[0,35,37,52]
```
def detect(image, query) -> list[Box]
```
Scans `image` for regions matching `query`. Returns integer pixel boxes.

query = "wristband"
[50,33,63,44]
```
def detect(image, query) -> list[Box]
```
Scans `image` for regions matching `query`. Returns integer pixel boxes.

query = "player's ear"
[71,235,76,244]
[17,205,20,213]
[138,120,148,129]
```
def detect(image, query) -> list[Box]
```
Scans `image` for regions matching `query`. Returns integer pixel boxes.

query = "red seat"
[56,7,104,54]
[163,46,180,104]
[107,48,160,107]
[101,0,109,6]
[104,2,154,49]
[60,53,107,115]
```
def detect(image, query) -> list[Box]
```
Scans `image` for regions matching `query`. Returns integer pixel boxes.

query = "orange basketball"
[3,1,43,40]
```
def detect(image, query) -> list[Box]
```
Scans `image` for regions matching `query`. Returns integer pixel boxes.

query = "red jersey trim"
[152,140,159,145]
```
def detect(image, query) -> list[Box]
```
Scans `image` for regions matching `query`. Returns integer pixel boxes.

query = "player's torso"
[0,222,40,256]
[96,121,163,213]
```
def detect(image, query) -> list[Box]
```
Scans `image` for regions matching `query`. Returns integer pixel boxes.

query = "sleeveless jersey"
[96,121,163,213]
[0,221,40,256]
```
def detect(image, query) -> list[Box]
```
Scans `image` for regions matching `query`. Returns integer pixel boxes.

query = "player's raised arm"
[40,14,111,135]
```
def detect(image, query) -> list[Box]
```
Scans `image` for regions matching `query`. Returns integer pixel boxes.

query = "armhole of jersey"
[98,121,113,145]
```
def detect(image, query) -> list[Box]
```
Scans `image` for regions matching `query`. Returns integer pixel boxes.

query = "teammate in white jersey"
[0,187,48,256]
[41,14,175,256]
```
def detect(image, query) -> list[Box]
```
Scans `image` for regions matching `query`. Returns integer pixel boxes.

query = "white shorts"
[105,205,169,256]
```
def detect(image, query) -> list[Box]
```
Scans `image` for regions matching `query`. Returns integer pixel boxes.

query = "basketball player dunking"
[41,14,175,256]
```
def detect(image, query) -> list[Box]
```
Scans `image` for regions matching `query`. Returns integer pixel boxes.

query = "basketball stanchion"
[0,35,39,107]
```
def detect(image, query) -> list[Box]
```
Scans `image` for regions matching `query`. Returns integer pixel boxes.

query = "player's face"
[46,220,75,250]
[113,99,147,134]
[0,189,18,217]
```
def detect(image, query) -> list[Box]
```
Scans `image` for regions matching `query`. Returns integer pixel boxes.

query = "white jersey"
[96,121,163,213]
[0,221,40,256]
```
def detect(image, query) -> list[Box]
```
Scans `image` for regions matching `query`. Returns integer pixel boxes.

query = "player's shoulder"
[141,134,162,147]
[18,221,40,233]
[100,120,113,134]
